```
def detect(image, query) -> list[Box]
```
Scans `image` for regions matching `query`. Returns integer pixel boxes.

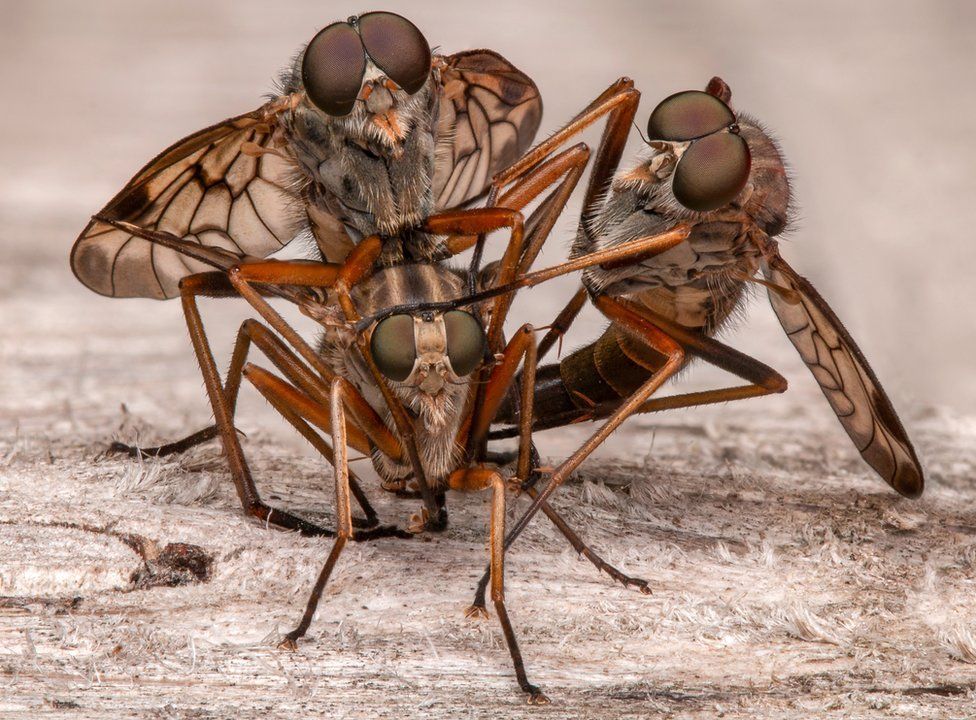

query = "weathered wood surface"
[2,277,976,718]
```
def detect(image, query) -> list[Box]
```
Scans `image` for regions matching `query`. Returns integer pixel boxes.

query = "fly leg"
[448,466,549,705]
[106,271,248,459]
[242,366,411,542]
[113,270,383,531]
[489,77,640,219]
[467,482,653,617]
[176,272,335,536]
[488,471,548,705]
[481,296,790,588]
[278,378,358,649]
[425,80,641,472]
[441,76,641,288]
[94,223,448,532]
[542,301,791,426]
[109,426,223,459]
[186,240,444,534]
[218,317,387,530]
[467,315,651,614]
[423,145,595,464]
[495,296,687,583]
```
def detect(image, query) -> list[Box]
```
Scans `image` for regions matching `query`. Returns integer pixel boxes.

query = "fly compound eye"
[370,314,417,381]
[443,310,486,377]
[647,90,736,141]
[672,132,751,212]
[357,11,432,95]
[302,21,367,116]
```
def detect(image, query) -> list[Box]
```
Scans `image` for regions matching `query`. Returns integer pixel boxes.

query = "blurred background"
[1,0,973,442]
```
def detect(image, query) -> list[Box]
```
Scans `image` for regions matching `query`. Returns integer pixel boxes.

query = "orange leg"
[467,77,640,320]
[486,468,547,705]
[426,77,642,361]
[225,244,449,532]
[461,323,537,455]
[278,378,356,648]
[482,294,792,589]
[440,142,591,293]
[466,314,656,612]
[424,207,527,351]
[178,272,337,536]
[419,142,642,471]
[145,249,394,534]
[423,141,593,352]
[443,465,548,704]
[529,301,789,431]
[241,364,411,540]
[501,296,687,560]
[214,317,384,528]
[489,77,640,218]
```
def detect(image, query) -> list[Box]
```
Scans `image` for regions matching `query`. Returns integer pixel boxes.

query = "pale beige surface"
[2,1,976,718]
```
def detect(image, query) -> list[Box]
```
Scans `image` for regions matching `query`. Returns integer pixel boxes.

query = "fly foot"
[277,635,299,651]
[465,603,489,620]
[407,506,429,534]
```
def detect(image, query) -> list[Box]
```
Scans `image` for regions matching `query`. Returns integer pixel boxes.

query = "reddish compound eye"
[358,12,432,95]
[672,133,751,212]
[647,90,736,141]
[302,21,367,116]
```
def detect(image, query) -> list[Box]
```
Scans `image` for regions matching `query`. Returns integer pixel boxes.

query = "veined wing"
[71,105,301,299]
[433,49,542,209]
[763,253,924,497]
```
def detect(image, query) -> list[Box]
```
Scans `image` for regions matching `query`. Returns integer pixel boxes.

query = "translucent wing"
[71,106,301,299]
[433,50,543,209]
[763,253,924,497]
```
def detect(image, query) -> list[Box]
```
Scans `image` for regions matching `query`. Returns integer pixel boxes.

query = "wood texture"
[2,277,975,717]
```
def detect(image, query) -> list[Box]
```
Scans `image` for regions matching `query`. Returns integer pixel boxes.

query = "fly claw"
[407,506,430,535]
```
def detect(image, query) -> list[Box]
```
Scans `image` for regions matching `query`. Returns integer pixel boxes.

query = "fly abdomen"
[496,324,673,431]
[563,324,671,403]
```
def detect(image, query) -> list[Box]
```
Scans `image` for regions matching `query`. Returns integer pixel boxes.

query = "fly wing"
[71,105,302,299]
[433,50,542,209]
[763,253,924,497]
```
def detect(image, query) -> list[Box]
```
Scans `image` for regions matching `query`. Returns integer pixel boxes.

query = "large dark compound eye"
[443,310,485,376]
[647,90,736,141]
[371,314,417,381]
[672,132,751,212]
[302,22,367,116]
[358,11,432,95]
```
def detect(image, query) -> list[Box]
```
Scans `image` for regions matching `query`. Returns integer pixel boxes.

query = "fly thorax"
[284,84,437,238]
[578,168,760,306]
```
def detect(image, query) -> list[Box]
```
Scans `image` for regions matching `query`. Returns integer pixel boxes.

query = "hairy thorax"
[582,189,763,334]
[281,86,437,245]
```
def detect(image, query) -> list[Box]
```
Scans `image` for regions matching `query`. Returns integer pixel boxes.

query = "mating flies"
[65,37,678,694]
[70,11,541,299]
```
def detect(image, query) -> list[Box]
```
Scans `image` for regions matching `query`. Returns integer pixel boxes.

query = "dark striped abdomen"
[498,323,673,430]
[497,275,751,431]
